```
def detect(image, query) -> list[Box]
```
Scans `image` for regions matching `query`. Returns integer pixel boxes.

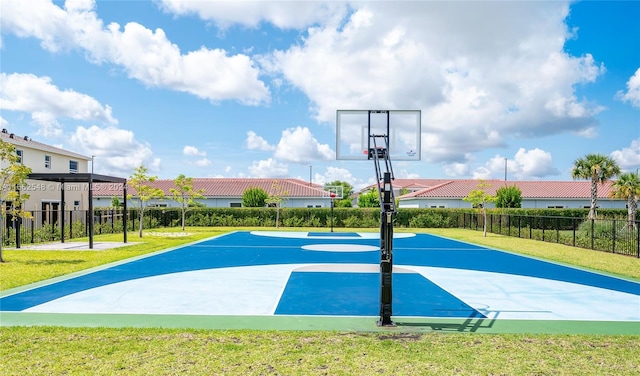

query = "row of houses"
[1,129,628,213]
[91,178,625,210]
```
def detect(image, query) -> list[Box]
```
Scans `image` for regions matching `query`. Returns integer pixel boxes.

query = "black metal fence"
[459,212,640,258]
[3,208,639,258]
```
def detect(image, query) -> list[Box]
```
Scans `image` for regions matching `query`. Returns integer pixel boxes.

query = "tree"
[0,140,32,262]
[495,185,522,208]
[358,188,380,208]
[610,172,640,230]
[462,180,496,237]
[265,180,288,228]
[242,187,269,207]
[128,165,164,237]
[111,195,121,208]
[324,180,354,207]
[170,174,205,231]
[572,153,621,219]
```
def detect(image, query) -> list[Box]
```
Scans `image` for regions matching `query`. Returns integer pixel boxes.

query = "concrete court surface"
[1,231,639,334]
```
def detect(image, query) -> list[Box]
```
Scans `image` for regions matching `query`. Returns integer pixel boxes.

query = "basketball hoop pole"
[368,110,396,327]
[330,193,336,232]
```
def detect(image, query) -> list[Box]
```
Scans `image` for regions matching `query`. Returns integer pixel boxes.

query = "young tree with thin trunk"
[571,153,621,219]
[611,172,640,230]
[266,180,288,228]
[0,140,32,262]
[128,165,164,237]
[170,174,205,230]
[463,180,496,237]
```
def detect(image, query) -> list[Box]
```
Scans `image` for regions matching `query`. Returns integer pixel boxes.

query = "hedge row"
[137,207,635,229]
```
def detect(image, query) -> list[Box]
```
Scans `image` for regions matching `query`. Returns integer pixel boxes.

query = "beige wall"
[3,141,90,211]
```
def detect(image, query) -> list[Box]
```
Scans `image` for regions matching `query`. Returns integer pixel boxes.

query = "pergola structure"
[25,173,128,249]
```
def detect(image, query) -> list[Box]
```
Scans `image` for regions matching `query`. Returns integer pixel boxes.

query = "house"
[92,178,333,208]
[0,129,92,215]
[396,179,625,209]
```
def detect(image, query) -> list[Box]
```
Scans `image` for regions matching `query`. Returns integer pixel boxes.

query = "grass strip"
[1,327,639,375]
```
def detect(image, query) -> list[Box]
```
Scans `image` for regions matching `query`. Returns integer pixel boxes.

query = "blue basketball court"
[1,231,639,333]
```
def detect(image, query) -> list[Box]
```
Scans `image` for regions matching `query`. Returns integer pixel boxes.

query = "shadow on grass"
[395,313,496,333]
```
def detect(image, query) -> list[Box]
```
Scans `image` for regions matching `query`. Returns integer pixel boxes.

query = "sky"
[0,0,639,190]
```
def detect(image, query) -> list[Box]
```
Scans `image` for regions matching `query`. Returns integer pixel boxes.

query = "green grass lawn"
[1,227,639,375]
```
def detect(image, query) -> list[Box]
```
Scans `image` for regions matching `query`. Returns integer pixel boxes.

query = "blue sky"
[1,0,638,190]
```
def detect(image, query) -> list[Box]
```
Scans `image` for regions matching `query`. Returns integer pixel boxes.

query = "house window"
[16,149,23,164]
[230,203,242,208]
[45,155,51,169]
[547,205,564,209]
[69,160,78,173]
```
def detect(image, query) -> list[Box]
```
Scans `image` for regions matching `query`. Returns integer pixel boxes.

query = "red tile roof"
[93,178,328,198]
[400,179,618,199]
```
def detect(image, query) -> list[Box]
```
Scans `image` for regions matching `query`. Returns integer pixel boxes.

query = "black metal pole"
[88,174,94,249]
[330,197,334,232]
[15,185,21,249]
[61,181,65,243]
[377,171,394,327]
[123,183,127,244]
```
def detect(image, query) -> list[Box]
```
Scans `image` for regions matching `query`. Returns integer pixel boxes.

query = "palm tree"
[571,153,621,219]
[611,172,640,229]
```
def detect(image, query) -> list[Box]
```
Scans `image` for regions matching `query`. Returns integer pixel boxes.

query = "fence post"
[490,214,493,233]
[572,218,576,247]
[637,220,639,258]
[556,217,559,243]
[611,219,616,254]
[591,219,595,250]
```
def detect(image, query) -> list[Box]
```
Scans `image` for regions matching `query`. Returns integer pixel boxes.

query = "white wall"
[94,197,333,208]
[398,197,627,210]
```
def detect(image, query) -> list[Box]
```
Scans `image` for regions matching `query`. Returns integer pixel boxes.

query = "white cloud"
[183,145,206,156]
[474,148,560,180]
[617,68,640,108]
[261,1,605,165]
[512,148,559,179]
[314,166,356,187]
[192,158,212,167]
[157,0,348,30]
[273,126,334,163]
[248,158,288,178]
[245,131,275,151]
[395,169,420,179]
[69,125,160,176]
[610,139,640,170]
[0,73,117,136]
[573,126,598,138]
[1,0,270,105]
[444,162,471,177]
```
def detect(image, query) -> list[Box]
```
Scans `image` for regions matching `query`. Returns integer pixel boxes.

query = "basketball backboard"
[336,110,421,161]
[324,185,344,199]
